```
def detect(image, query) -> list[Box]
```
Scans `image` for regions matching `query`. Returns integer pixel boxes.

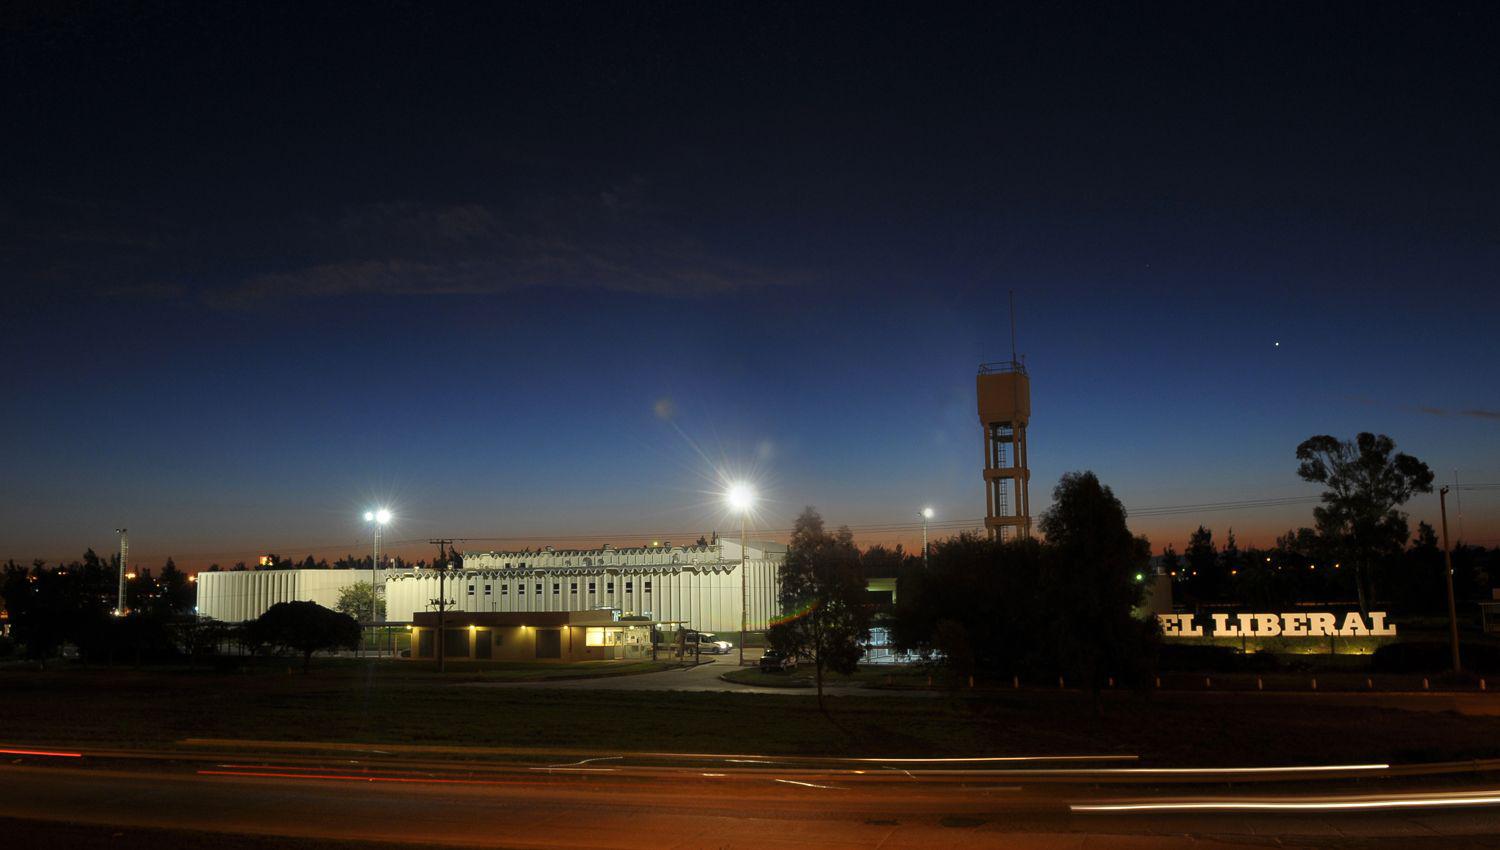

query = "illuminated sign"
[1158,611,1396,638]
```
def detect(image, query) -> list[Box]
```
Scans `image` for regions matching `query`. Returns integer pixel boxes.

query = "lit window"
[585,627,621,647]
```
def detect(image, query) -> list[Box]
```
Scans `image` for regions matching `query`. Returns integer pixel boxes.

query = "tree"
[1183,526,1216,600]
[1037,472,1156,698]
[1159,544,1180,577]
[246,601,360,671]
[335,581,386,621]
[1296,432,1434,613]
[890,533,1048,682]
[156,558,194,615]
[767,508,872,712]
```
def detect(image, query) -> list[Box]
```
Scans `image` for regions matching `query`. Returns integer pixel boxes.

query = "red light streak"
[0,748,83,758]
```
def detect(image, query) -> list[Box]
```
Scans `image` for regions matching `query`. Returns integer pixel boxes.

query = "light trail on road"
[0,747,82,758]
[1073,788,1500,813]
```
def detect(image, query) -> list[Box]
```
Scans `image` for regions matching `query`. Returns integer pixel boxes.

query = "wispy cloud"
[7,187,804,308]
[1348,396,1500,423]
[209,193,800,308]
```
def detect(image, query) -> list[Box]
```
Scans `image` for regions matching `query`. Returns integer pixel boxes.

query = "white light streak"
[1072,790,1500,813]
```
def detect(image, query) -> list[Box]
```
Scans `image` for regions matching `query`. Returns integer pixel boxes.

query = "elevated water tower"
[977,360,1031,541]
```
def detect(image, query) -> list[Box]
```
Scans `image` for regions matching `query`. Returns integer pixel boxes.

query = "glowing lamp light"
[726,483,756,513]
[1134,573,1144,582]
[922,507,935,519]
[363,511,374,522]
[374,508,392,524]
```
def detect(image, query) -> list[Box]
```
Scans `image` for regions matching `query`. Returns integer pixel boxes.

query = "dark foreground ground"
[5,660,1500,765]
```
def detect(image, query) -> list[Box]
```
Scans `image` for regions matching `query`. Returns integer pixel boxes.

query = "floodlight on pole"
[726,482,756,667]
[114,528,128,616]
[920,507,934,568]
[364,508,392,629]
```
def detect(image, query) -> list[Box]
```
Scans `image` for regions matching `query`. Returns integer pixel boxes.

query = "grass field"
[4,660,1500,766]
[722,666,934,688]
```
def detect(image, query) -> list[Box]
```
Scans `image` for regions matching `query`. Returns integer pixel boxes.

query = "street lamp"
[726,483,756,667]
[364,509,391,626]
[114,527,129,616]
[920,507,934,568]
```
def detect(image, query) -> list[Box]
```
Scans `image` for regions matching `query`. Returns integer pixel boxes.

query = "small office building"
[408,610,654,662]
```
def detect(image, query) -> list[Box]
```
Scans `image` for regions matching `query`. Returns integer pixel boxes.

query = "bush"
[1371,641,1500,675]
[0,635,15,659]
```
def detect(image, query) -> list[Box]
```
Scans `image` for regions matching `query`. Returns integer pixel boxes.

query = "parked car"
[686,632,733,654]
[759,649,797,672]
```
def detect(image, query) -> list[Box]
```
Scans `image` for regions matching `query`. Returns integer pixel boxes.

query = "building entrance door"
[535,628,562,659]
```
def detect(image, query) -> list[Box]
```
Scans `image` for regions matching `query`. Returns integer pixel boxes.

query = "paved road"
[4,746,1500,848]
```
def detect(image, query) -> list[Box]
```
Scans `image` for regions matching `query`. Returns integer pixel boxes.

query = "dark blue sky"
[4,2,1497,567]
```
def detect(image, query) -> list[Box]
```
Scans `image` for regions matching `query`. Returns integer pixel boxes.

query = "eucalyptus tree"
[1296,432,1434,613]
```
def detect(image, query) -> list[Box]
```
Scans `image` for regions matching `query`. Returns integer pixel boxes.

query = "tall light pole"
[1440,487,1462,674]
[364,509,391,626]
[920,507,934,568]
[727,483,756,667]
[114,528,129,616]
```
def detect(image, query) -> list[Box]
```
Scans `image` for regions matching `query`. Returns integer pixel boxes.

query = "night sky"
[4,2,1498,568]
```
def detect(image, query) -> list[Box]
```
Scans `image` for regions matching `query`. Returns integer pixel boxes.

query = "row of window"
[466,580,653,597]
[472,555,686,569]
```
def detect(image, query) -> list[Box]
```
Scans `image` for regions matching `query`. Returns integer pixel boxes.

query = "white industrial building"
[196,539,785,633]
[194,568,402,623]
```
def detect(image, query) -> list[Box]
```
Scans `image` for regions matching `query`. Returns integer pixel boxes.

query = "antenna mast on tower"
[1009,289,1018,365]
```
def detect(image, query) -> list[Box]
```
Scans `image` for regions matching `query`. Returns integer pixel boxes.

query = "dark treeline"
[1,549,197,666]
[887,471,1155,690]
[1163,523,1500,613]
[202,554,430,571]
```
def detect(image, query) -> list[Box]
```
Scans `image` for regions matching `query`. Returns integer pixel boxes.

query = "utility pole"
[739,513,747,668]
[430,539,454,673]
[114,528,129,616]
[1439,487,1462,674]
